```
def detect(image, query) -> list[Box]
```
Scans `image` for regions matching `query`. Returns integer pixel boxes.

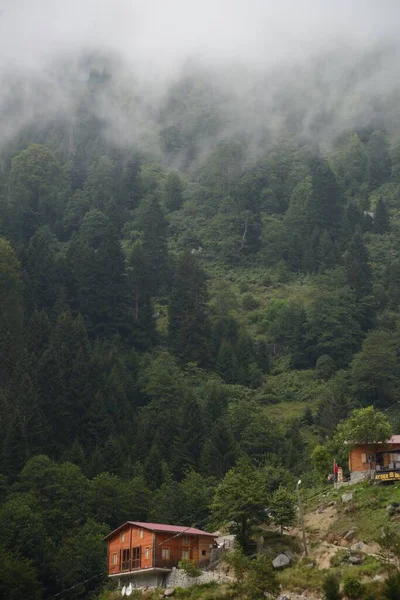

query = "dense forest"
[2,44,400,598]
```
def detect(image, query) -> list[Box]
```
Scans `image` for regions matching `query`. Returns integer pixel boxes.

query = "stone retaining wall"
[165,567,233,588]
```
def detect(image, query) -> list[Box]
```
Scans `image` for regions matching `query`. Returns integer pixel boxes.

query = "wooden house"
[104,521,216,588]
[349,435,400,482]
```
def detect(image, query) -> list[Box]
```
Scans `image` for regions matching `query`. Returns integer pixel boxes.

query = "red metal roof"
[104,521,216,541]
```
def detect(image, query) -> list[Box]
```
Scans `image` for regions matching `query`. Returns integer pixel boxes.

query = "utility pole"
[296,479,308,557]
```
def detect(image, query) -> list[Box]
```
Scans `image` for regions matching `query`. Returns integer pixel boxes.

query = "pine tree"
[172,397,204,479]
[164,171,184,211]
[216,339,238,383]
[39,311,92,454]
[366,130,391,191]
[126,240,156,349]
[318,229,338,272]
[344,232,372,297]
[67,210,128,337]
[168,252,212,365]
[306,157,343,240]
[200,419,237,478]
[374,198,390,234]
[0,237,23,384]
[24,226,60,314]
[140,196,170,295]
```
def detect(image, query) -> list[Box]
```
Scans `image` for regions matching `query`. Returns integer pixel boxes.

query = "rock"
[349,555,363,564]
[283,550,294,560]
[387,504,396,515]
[342,492,353,503]
[317,504,324,513]
[164,589,175,597]
[343,528,357,542]
[272,553,291,569]
[350,542,367,553]
[327,501,336,507]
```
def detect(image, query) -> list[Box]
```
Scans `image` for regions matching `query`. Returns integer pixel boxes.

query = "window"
[145,547,151,559]
[161,548,170,559]
[182,536,190,545]
[201,550,207,556]
[182,549,190,560]
[121,549,130,571]
[121,532,126,542]
[139,529,144,539]
[112,552,118,565]
[132,547,140,569]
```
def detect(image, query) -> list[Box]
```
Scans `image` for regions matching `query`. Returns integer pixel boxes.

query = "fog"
[1,0,400,159]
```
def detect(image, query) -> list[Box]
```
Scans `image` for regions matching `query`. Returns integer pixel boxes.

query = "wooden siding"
[349,443,400,473]
[107,525,215,576]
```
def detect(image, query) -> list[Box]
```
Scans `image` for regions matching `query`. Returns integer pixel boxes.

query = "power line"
[46,572,104,599]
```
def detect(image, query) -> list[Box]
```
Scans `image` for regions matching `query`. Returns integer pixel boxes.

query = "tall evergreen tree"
[168,252,212,365]
[344,232,372,297]
[140,196,170,295]
[306,157,343,240]
[67,209,128,337]
[0,237,23,384]
[374,198,390,234]
[366,130,391,191]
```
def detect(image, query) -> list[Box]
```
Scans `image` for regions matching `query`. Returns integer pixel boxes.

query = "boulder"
[164,589,175,597]
[327,501,336,507]
[317,504,324,514]
[272,553,291,569]
[349,555,363,565]
[387,503,399,515]
[342,492,353,503]
[343,529,357,542]
[283,550,294,561]
[350,542,367,553]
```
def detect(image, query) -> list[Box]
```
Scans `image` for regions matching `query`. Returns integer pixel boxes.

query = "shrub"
[242,294,259,311]
[322,574,341,600]
[384,571,400,600]
[343,576,363,599]
[329,548,349,567]
[178,559,202,578]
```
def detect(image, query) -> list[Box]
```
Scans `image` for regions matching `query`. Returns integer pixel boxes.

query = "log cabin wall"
[107,526,216,575]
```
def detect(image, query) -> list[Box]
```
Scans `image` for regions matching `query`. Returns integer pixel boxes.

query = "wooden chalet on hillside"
[104,521,216,586]
[349,435,400,482]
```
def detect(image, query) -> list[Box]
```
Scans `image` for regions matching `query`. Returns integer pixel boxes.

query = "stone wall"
[165,567,233,589]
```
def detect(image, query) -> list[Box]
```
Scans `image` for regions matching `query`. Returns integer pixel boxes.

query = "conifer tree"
[172,397,204,479]
[366,130,391,191]
[374,198,390,234]
[164,171,184,211]
[216,339,238,383]
[140,196,170,295]
[344,232,372,297]
[306,157,343,240]
[168,252,211,365]
[0,237,23,384]
[67,209,128,337]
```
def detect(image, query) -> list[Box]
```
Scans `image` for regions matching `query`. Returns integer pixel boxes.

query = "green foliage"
[1,78,400,600]
[322,573,342,600]
[268,486,296,533]
[384,571,400,600]
[343,576,363,599]
[334,406,392,448]
[178,559,202,578]
[211,461,268,550]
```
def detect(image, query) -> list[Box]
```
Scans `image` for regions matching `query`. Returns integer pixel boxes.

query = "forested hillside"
[2,41,400,598]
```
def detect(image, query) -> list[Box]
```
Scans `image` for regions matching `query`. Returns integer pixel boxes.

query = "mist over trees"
[2,1,400,598]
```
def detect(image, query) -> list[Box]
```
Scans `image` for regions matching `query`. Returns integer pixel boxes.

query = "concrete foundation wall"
[115,567,233,590]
